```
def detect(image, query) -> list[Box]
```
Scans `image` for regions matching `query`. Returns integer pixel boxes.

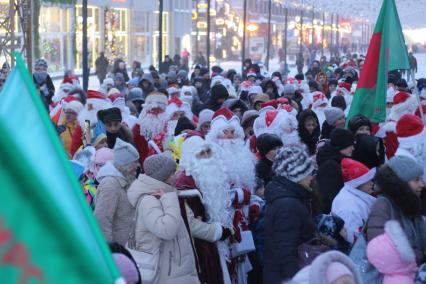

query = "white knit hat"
[113,138,140,166]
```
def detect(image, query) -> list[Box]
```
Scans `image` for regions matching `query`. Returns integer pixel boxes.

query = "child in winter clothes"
[290,250,362,284]
[367,220,417,284]
[331,158,376,244]
[314,214,351,254]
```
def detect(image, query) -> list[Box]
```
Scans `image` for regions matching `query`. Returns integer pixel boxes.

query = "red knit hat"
[393,92,410,105]
[396,114,424,138]
[341,158,376,187]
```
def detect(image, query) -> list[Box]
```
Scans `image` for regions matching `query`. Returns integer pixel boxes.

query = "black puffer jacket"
[256,158,273,185]
[315,143,345,213]
[263,176,315,284]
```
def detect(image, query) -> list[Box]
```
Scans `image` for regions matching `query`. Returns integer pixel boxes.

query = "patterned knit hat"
[272,145,314,183]
[143,154,177,183]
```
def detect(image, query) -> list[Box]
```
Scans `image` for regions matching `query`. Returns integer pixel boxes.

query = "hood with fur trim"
[291,250,362,284]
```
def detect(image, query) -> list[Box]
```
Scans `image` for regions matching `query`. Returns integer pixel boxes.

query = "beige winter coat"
[127,174,200,284]
[94,162,135,246]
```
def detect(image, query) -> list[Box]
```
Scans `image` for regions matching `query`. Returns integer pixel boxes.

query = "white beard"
[166,120,178,140]
[215,138,256,192]
[139,112,166,140]
[276,128,301,147]
[190,157,233,228]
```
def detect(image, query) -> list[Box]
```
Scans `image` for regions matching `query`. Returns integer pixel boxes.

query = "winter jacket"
[94,161,135,246]
[127,174,200,284]
[316,143,345,213]
[290,250,362,284]
[352,134,385,169]
[263,176,316,283]
[132,123,150,166]
[367,220,417,284]
[366,197,426,265]
[256,158,274,185]
[331,184,376,244]
[320,121,335,140]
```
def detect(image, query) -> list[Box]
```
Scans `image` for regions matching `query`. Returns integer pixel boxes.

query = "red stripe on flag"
[357,32,382,89]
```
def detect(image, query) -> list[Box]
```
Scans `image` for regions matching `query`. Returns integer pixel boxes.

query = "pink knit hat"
[112,253,139,284]
[94,147,114,165]
[326,262,354,283]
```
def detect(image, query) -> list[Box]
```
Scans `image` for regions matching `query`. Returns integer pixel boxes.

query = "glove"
[220,227,232,241]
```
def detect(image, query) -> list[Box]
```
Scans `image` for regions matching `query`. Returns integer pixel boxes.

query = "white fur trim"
[397,128,426,148]
[177,188,204,202]
[384,121,397,133]
[212,222,223,242]
[165,101,193,121]
[389,95,418,119]
[345,167,376,188]
[384,220,416,263]
[148,140,162,154]
[234,188,245,204]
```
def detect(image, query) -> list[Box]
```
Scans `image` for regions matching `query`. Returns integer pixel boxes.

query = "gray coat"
[94,162,135,246]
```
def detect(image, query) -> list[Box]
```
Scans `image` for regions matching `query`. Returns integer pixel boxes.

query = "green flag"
[347,0,410,124]
[0,53,123,283]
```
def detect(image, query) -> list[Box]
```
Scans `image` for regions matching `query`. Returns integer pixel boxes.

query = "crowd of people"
[26,50,426,284]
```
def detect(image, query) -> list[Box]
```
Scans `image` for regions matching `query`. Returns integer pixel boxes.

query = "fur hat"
[143,154,177,183]
[165,97,193,120]
[144,92,168,111]
[113,138,139,166]
[367,220,417,284]
[347,114,372,135]
[126,88,144,103]
[197,109,214,130]
[64,100,84,115]
[272,145,314,183]
[97,107,122,123]
[341,158,376,188]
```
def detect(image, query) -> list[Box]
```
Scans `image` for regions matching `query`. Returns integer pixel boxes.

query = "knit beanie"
[387,155,423,183]
[126,87,144,103]
[112,253,139,284]
[174,116,195,136]
[113,138,140,166]
[256,133,283,157]
[94,147,113,163]
[143,154,177,183]
[324,107,345,126]
[272,145,314,183]
[330,128,355,150]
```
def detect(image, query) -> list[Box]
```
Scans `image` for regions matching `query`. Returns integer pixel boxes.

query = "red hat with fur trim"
[396,114,424,138]
[339,82,352,92]
[165,96,192,120]
[212,107,236,122]
[341,158,376,188]
[87,90,106,100]
[393,92,411,105]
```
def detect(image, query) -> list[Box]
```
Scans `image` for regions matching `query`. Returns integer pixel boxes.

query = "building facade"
[35,0,192,73]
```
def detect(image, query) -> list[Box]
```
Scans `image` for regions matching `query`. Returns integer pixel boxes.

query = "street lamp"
[241,0,247,74]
